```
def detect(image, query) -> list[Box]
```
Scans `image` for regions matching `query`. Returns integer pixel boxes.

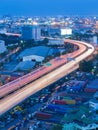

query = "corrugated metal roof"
[14,61,35,71]
[18,46,54,58]
[63,106,94,125]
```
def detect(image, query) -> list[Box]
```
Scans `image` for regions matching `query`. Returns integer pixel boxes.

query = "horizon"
[0,0,98,16]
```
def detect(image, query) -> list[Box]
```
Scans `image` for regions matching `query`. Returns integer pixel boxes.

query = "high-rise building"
[21,25,33,40]
[32,25,41,40]
[21,25,41,40]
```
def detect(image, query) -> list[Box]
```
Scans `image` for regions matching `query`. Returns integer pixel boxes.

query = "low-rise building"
[17,46,60,62]
[48,39,64,45]
[89,99,98,110]
[63,106,98,130]
[23,55,44,62]
[63,123,98,130]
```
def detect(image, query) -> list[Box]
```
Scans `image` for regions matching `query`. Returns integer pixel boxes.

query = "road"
[5,33,21,37]
[0,39,95,115]
[0,47,20,63]
[0,39,86,98]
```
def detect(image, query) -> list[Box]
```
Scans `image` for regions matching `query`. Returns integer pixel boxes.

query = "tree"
[0,52,7,58]
[79,60,93,72]
[52,125,63,130]
[0,63,3,68]
[42,38,49,45]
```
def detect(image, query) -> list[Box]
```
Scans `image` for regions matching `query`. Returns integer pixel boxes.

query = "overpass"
[0,39,95,115]
[0,39,86,98]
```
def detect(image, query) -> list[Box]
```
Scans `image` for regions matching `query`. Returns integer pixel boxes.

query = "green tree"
[52,125,63,130]
[79,60,93,72]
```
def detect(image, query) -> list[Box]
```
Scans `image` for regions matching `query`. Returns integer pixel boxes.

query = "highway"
[0,39,95,115]
[0,39,86,98]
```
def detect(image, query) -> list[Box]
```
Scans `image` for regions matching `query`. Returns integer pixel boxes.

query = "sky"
[0,0,98,16]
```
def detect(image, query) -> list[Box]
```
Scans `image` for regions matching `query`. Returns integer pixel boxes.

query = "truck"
[55,109,67,114]
[52,100,67,105]
[63,99,76,104]
[46,104,71,111]
[35,112,52,119]
[47,104,67,110]
[84,88,97,93]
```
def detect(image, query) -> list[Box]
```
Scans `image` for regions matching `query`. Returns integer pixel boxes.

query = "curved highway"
[0,39,95,115]
[0,40,86,98]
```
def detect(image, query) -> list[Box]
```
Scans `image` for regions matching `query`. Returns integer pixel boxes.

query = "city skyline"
[0,0,98,16]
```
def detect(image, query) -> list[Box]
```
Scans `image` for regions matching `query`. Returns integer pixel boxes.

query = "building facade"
[21,25,41,40]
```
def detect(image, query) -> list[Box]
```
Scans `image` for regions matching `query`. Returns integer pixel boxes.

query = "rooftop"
[63,105,94,125]
[14,61,35,71]
[86,79,98,89]
[18,46,54,58]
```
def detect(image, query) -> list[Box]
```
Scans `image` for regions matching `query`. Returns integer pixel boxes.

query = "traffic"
[0,39,87,99]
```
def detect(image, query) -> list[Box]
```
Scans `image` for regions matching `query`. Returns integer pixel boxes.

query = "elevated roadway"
[0,40,86,98]
[0,39,95,115]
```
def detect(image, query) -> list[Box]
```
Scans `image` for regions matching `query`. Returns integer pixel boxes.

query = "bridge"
[0,39,95,115]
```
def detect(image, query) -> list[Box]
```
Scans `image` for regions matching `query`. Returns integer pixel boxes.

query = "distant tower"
[32,25,41,40]
[22,25,33,40]
[21,25,41,40]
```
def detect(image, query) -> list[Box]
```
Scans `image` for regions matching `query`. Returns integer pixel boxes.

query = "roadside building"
[48,39,64,45]
[18,46,54,63]
[61,28,72,36]
[63,106,98,130]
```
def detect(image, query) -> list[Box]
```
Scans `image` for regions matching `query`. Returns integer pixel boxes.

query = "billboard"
[61,29,72,35]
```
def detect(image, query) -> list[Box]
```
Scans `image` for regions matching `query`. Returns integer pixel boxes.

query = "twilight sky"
[0,0,98,16]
